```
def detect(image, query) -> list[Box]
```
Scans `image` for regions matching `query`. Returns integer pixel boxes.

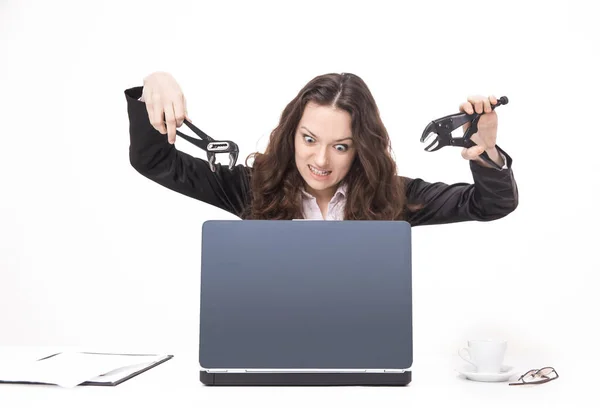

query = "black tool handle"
[183,118,214,141]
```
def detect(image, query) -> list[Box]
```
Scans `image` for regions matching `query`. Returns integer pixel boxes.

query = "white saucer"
[455,365,519,382]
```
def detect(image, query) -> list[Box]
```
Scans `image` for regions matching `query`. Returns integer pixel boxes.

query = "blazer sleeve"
[125,86,251,218]
[403,147,519,226]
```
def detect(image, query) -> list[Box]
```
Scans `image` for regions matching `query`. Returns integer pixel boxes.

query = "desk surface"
[0,347,580,408]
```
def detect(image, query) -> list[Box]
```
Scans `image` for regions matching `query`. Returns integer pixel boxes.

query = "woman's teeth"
[309,165,331,176]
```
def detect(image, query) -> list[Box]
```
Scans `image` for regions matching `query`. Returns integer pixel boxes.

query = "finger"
[151,92,167,134]
[164,103,177,144]
[174,94,186,127]
[490,95,498,106]
[460,102,473,132]
[144,89,154,123]
[483,97,492,113]
[460,102,474,115]
[461,145,485,160]
[468,96,483,114]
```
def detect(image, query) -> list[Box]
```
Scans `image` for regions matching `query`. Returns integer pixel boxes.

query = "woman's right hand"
[141,72,190,144]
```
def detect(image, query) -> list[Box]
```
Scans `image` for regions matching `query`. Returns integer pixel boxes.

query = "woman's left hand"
[459,95,503,166]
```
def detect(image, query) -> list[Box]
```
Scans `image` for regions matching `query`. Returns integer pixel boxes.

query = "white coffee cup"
[458,339,507,373]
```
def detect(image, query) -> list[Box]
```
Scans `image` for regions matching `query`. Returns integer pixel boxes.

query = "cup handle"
[458,347,476,367]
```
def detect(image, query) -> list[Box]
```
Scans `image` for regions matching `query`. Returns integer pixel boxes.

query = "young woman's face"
[294,102,357,198]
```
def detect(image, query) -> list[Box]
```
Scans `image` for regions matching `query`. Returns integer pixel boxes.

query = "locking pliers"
[420,96,509,170]
[176,118,239,172]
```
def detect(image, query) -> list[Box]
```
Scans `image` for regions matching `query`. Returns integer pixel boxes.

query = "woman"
[125,71,518,224]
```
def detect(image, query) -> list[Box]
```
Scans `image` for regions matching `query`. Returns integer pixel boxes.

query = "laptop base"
[200,370,411,386]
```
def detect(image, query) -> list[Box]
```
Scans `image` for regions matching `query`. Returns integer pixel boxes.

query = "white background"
[1,0,598,404]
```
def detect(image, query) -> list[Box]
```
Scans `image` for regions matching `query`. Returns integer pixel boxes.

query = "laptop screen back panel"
[199,220,412,370]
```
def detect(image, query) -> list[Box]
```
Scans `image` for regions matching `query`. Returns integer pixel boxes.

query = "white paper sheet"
[0,351,169,388]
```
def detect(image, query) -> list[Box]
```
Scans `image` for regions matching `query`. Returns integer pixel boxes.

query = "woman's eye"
[303,135,315,143]
[335,144,349,152]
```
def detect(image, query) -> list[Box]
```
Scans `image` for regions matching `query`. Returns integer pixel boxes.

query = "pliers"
[420,96,509,170]
[175,118,239,172]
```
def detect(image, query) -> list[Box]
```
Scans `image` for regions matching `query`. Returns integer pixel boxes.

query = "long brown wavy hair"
[244,72,407,220]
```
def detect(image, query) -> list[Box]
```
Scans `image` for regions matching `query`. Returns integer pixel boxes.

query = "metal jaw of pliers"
[420,96,509,170]
[175,118,239,172]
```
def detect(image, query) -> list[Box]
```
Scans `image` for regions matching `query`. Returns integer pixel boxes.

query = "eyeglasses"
[509,367,559,386]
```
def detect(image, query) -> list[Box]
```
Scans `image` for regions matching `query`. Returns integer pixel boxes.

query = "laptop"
[198,220,413,386]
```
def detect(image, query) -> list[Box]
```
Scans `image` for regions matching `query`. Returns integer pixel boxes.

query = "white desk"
[0,347,579,408]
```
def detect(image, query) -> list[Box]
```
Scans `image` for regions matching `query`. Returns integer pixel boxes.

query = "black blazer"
[125,86,518,226]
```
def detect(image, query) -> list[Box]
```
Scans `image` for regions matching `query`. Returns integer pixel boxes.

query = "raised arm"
[403,149,518,226]
[125,73,251,218]
[405,94,519,226]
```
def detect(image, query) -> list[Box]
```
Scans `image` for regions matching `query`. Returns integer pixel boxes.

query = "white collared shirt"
[301,184,348,220]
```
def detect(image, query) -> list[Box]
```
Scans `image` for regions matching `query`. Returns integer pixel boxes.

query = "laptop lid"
[199,220,412,371]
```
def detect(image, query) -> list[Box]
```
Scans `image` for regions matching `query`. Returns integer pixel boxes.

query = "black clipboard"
[80,353,174,386]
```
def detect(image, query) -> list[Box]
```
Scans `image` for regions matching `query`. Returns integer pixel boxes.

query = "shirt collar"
[301,182,348,201]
